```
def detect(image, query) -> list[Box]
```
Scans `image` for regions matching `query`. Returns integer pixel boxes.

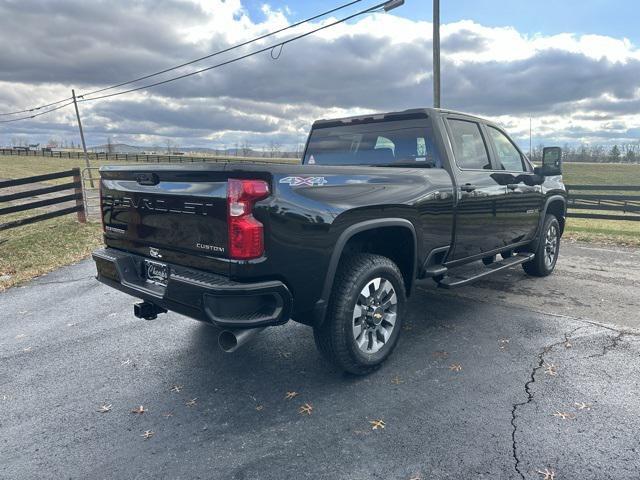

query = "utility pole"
[529,117,533,158]
[433,0,441,108]
[71,89,94,188]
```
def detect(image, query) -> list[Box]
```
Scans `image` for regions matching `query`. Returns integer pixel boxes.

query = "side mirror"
[535,147,562,176]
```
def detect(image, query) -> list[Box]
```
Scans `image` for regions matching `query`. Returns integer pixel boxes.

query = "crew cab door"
[484,125,542,245]
[445,117,508,260]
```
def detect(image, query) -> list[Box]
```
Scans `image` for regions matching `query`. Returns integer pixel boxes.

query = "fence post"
[72,168,87,224]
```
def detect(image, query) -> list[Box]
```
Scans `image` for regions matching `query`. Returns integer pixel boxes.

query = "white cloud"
[0,0,638,149]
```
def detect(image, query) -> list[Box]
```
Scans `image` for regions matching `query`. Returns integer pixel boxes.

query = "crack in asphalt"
[510,327,584,480]
[588,330,640,358]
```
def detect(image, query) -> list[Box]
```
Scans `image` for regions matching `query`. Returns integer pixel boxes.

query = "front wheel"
[313,254,406,375]
[523,214,561,277]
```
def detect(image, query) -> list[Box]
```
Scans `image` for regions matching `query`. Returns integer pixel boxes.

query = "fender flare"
[531,195,567,249]
[313,218,417,325]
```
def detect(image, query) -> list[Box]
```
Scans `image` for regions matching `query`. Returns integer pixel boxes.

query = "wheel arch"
[313,218,417,325]
[528,195,566,252]
[545,196,567,235]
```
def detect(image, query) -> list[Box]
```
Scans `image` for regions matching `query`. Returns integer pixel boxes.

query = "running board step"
[437,253,535,289]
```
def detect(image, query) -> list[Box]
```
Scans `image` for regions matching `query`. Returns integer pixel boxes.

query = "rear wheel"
[313,253,406,375]
[523,214,561,277]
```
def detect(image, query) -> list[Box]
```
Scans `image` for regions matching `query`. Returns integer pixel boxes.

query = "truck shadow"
[170,289,478,433]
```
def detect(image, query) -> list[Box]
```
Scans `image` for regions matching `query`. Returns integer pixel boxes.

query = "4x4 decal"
[279,176,328,186]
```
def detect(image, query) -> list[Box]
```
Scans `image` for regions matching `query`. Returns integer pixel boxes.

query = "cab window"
[487,127,526,172]
[447,119,491,170]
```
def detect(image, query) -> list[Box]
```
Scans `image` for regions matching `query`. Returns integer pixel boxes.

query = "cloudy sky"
[0,0,639,151]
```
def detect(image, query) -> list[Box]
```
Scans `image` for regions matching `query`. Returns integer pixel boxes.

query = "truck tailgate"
[100,167,267,275]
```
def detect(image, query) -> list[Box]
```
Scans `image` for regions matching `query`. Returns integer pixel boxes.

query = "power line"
[0,96,73,117]
[0,0,402,123]
[79,0,365,99]
[0,101,75,124]
[79,0,391,103]
[0,0,364,115]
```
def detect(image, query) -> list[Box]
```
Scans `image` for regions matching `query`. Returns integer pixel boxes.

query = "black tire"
[313,253,406,375]
[523,214,561,277]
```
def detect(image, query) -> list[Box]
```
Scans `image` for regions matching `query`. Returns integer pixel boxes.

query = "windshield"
[303,119,442,167]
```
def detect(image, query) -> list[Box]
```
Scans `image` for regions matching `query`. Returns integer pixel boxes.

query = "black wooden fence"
[0,148,297,164]
[567,184,640,221]
[0,168,86,231]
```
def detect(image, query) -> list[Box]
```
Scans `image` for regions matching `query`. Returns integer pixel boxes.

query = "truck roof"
[312,107,494,128]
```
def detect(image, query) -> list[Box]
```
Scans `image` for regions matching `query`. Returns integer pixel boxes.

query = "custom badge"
[279,176,328,187]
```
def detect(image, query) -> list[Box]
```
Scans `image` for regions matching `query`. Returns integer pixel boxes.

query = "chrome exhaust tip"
[218,327,266,353]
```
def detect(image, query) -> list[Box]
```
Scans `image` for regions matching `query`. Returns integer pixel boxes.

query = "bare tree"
[269,141,281,158]
[241,141,252,157]
[107,136,114,154]
[165,139,177,154]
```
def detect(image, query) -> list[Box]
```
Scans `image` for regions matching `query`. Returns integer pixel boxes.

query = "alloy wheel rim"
[352,277,398,354]
[544,224,558,268]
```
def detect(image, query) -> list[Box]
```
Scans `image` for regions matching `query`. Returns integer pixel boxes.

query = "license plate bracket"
[144,260,169,286]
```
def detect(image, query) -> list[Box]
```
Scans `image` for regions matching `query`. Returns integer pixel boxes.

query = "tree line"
[529,142,640,164]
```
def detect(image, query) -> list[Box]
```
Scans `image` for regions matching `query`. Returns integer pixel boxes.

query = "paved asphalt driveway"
[1,242,639,479]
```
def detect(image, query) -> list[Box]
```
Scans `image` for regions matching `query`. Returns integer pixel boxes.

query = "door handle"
[460,184,476,192]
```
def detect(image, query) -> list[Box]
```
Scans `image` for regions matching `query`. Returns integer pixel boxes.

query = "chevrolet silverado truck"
[93,108,566,374]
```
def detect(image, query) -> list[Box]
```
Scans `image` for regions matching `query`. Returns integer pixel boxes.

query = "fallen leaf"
[544,363,558,376]
[499,338,510,350]
[163,412,174,417]
[255,405,264,411]
[574,402,592,410]
[121,359,131,366]
[537,467,556,480]
[564,340,572,349]
[449,363,463,372]
[432,350,449,359]
[22,347,32,353]
[285,391,299,400]
[170,385,183,393]
[185,398,198,407]
[142,430,154,440]
[66,323,76,327]
[552,411,576,420]
[402,324,413,331]
[97,404,112,413]
[369,419,386,430]
[131,405,146,414]
[391,376,404,385]
[298,403,313,416]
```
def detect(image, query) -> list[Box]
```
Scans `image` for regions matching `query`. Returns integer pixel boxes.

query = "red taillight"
[227,179,270,259]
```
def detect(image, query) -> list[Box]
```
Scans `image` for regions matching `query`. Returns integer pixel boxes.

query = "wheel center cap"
[369,307,384,326]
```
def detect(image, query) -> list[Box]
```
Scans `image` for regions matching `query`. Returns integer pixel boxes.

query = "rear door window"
[447,119,491,170]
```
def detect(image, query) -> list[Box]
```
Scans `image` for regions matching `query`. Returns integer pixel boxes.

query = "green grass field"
[561,163,640,247]
[563,162,640,186]
[0,156,638,289]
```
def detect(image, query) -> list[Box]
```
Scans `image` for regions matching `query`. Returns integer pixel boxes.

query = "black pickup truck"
[93,108,566,374]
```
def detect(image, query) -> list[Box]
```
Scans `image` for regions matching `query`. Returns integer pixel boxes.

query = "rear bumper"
[92,248,292,328]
